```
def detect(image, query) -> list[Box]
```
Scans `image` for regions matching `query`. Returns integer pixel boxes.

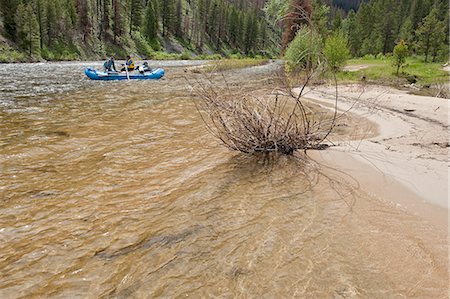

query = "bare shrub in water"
[194,12,339,155]
[193,64,339,155]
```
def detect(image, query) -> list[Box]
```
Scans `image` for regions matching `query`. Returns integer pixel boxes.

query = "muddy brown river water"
[0,61,448,298]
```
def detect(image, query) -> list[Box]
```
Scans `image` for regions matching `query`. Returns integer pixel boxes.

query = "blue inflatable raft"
[85,67,165,80]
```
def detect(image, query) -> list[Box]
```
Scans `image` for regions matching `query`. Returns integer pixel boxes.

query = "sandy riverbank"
[299,84,448,229]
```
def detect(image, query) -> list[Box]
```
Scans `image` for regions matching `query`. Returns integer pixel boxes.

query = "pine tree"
[175,0,183,38]
[228,6,239,46]
[259,20,267,51]
[0,0,19,39]
[377,0,399,54]
[311,0,330,38]
[197,0,207,47]
[354,2,374,55]
[143,0,158,41]
[416,6,442,62]
[208,0,219,47]
[131,0,143,31]
[46,0,58,46]
[77,0,93,41]
[332,12,342,32]
[15,3,41,58]
[112,0,123,41]
[67,0,78,28]
[160,0,176,37]
[36,0,48,49]
[342,10,359,56]
[399,17,414,45]
[243,11,258,54]
[100,0,112,40]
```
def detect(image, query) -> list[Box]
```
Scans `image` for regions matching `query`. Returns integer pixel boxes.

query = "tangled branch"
[192,69,338,155]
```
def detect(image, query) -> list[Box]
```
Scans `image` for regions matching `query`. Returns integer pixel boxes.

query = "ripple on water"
[0,62,448,298]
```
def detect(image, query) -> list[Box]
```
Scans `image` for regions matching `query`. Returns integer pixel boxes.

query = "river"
[0,61,447,298]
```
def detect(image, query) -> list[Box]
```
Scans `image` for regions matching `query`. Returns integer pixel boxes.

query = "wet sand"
[300,84,448,229]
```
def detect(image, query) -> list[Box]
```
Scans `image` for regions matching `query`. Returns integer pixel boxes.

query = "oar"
[125,63,130,81]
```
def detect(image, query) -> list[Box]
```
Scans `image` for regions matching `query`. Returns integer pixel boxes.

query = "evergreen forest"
[0,0,448,62]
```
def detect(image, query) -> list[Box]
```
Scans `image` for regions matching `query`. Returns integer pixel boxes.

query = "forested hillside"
[339,0,449,61]
[0,0,448,62]
[276,0,448,62]
[0,0,278,61]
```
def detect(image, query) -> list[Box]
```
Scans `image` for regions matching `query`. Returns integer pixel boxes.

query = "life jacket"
[126,58,135,69]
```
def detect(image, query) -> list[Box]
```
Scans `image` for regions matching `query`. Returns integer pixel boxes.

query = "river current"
[0,61,448,298]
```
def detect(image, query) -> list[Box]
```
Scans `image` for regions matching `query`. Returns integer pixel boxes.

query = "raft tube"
[84,68,165,80]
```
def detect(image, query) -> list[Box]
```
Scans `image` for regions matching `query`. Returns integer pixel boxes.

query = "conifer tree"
[46,0,58,46]
[342,10,359,56]
[0,0,19,39]
[15,3,41,58]
[228,7,239,46]
[143,0,158,41]
[112,0,123,41]
[160,0,176,37]
[243,12,258,54]
[197,0,207,47]
[311,0,330,38]
[175,0,183,38]
[36,0,48,49]
[131,0,143,31]
[77,0,93,41]
[100,0,112,40]
[259,20,267,51]
[208,1,219,47]
[416,6,442,62]
[399,18,414,45]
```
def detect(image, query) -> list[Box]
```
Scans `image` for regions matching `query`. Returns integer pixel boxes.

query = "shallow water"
[0,62,448,298]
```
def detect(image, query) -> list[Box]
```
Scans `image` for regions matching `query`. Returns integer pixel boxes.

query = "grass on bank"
[335,56,449,86]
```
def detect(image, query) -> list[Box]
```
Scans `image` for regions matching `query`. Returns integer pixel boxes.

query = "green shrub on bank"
[131,31,154,59]
[40,47,55,60]
[323,31,350,72]
[284,26,322,72]
[180,50,192,60]
[0,47,27,62]
[229,53,243,59]
[40,40,81,61]
[392,40,409,75]
[362,54,376,60]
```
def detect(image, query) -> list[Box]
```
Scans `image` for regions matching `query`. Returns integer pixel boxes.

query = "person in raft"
[103,56,117,72]
[137,61,152,74]
[121,55,135,72]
